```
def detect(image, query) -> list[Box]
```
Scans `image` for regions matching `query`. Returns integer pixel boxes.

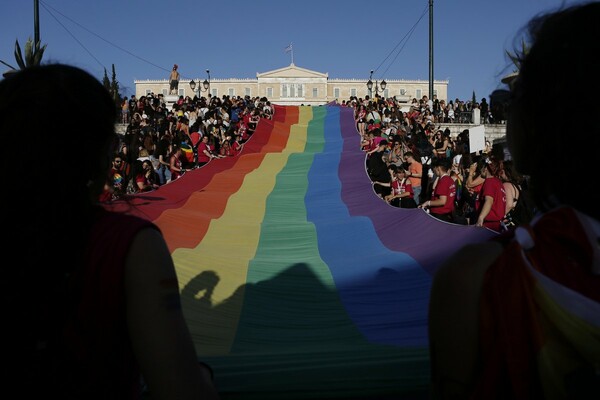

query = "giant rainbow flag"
[112,104,495,399]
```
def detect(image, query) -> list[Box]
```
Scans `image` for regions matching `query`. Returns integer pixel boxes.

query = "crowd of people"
[6,3,597,399]
[104,92,273,201]
[113,85,525,235]
[356,91,528,233]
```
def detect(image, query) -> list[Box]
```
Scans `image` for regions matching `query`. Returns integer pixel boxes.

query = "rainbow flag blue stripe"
[113,104,494,398]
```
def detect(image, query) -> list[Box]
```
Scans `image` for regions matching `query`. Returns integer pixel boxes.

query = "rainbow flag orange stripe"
[109,104,494,399]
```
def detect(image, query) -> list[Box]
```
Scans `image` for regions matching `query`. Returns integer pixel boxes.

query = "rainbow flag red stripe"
[109,104,494,398]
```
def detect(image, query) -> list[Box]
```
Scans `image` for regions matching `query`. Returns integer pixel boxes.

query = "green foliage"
[110,64,121,104]
[1,38,47,74]
[102,68,111,89]
[103,65,122,107]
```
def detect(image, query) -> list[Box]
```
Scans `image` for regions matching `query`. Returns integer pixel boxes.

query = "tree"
[102,64,122,106]
[472,91,477,105]
[102,68,111,90]
[110,64,121,104]
[1,38,47,77]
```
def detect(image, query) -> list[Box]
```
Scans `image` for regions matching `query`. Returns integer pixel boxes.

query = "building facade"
[135,63,449,108]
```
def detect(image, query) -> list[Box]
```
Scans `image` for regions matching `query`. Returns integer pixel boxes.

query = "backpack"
[503,183,535,228]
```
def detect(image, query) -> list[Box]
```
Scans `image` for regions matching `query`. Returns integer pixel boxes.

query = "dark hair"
[1,64,117,390]
[486,157,504,178]
[432,157,452,171]
[509,2,600,215]
[502,160,525,186]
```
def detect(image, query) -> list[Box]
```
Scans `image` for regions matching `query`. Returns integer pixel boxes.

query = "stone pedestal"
[165,95,179,110]
[472,108,481,125]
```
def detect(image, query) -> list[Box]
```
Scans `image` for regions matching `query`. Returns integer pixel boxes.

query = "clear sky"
[1,0,589,100]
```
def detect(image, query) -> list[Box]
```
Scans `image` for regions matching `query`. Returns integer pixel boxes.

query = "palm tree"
[1,37,47,77]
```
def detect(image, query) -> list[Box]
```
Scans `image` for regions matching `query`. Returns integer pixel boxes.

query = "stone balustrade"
[115,122,507,144]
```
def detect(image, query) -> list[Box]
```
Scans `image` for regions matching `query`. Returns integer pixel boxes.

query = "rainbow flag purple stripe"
[112,104,494,399]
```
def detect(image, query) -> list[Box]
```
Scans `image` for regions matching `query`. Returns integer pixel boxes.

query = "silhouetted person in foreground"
[1,64,220,399]
[429,3,600,399]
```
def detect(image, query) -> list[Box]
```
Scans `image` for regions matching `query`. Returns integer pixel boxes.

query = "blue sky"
[1,0,587,100]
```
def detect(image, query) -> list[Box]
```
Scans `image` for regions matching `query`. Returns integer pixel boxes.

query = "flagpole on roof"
[284,43,294,65]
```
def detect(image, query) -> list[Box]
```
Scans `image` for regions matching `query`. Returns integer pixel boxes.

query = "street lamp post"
[366,70,387,99]
[189,69,211,97]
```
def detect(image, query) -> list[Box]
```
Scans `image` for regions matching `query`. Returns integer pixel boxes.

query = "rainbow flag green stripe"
[113,104,493,398]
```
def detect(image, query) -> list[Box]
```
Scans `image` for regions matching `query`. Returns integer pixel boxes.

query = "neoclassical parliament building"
[135,63,448,107]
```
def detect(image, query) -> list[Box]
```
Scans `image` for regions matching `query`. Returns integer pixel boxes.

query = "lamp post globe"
[189,70,211,96]
[366,71,386,98]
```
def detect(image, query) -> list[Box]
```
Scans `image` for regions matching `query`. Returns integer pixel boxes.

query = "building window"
[433,89,438,96]
[351,88,357,97]
[312,87,318,98]
[245,87,251,97]
[211,88,217,98]
[281,83,305,98]
[228,88,235,97]
[145,89,152,96]
[162,88,168,96]
[383,89,389,98]
[416,89,422,99]
[334,87,340,99]
[178,88,184,97]
[267,87,273,98]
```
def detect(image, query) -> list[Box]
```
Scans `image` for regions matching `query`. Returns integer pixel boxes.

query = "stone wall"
[443,123,507,144]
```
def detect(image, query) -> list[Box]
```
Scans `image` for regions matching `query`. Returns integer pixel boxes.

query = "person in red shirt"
[419,157,456,222]
[197,134,216,167]
[134,160,160,192]
[475,157,506,232]
[374,165,417,208]
[219,138,234,157]
[231,134,244,156]
[169,145,188,180]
